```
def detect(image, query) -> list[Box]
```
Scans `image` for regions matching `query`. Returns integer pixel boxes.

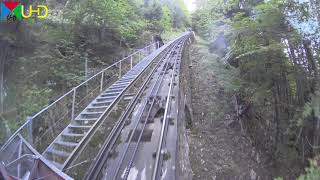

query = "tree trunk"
[302,39,320,154]
[274,82,281,154]
[286,39,307,105]
[304,40,318,92]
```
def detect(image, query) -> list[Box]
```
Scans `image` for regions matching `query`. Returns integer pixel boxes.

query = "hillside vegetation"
[0,0,189,144]
[191,0,320,178]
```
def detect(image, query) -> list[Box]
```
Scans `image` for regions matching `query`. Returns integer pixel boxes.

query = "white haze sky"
[184,0,196,12]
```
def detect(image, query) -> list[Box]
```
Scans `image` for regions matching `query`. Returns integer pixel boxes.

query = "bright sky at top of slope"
[184,0,196,12]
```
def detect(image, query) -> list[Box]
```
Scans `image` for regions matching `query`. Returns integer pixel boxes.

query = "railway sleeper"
[126,129,153,142]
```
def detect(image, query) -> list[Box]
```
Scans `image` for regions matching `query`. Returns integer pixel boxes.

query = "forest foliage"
[192,0,320,178]
[0,0,189,143]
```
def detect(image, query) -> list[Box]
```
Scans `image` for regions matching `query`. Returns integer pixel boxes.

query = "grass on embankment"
[194,38,240,93]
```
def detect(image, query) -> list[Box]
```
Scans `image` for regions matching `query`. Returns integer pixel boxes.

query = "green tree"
[192,0,320,177]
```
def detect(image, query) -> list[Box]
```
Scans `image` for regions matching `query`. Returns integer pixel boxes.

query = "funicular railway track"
[85,34,190,180]
[0,32,192,180]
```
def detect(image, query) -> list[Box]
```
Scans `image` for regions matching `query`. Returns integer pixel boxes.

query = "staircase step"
[99,94,117,98]
[75,117,97,121]
[105,88,123,93]
[100,94,118,99]
[86,106,108,112]
[95,100,114,105]
[68,125,91,134]
[81,112,102,118]
[88,105,109,109]
[45,149,70,163]
[114,82,130,86]
[122,75,136,79]
[74,118,97,125]
[54,140,78,147]
[81,112,102,115]
[86,109,104,113]
[118,77,134,82]
[61,133,84,143]
[120,77,135,82]
[127,70,138,74]
[102,92,120,96]
[92,101,112,107]
[123,72,138,78]
[127,69,138,72]
[109,86,125,91]
[98,93,120,99]
[117,79,132,84]
[111,84,127,89]
[53,141,78,152]
[69,125,92,129]
[96,97,116,102]
[44,149,70,164]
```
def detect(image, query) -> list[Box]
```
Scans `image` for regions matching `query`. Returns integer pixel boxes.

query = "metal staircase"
[42,53,158,170]
[0,42,159,179]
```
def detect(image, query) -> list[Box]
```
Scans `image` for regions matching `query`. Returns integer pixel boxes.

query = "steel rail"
[111,39,183,180]
[85,40,176,180]
[121,37,189,180]
[151,37,188,180]
[85,34,188,180]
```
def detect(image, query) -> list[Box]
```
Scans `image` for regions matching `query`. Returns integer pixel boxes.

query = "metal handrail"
[62,46,160,170]
[0,42,158,152]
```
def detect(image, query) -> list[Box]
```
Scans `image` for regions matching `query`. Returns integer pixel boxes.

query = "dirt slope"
[188,39,271,180]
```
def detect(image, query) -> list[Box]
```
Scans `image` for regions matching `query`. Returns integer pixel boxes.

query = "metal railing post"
[138,52,141,62]
[71,88,76,121]
[119,61,122,78]
[100,71,104,92]
[130,55,133,69]
[27,116,33,145]
[17,139,22,178]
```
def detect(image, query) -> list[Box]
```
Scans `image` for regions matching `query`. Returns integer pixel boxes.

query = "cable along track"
[85,33,191,180]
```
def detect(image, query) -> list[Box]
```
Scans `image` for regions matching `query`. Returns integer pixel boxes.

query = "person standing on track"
[154,35,164,48]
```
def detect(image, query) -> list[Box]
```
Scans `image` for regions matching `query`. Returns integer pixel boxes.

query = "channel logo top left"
[1,1,22,21]
[1,1,49,22]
